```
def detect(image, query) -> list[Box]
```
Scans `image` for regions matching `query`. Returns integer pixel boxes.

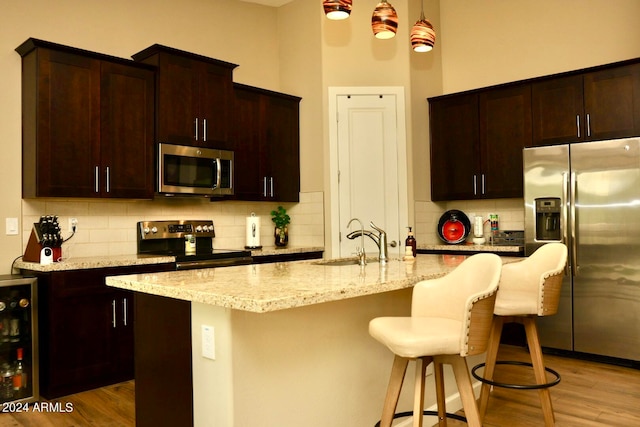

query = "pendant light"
[323,0,352,20]
[410,0,436,52]
[371,0,398,40]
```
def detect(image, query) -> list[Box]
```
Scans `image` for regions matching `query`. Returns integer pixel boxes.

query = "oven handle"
[175,256,253,270]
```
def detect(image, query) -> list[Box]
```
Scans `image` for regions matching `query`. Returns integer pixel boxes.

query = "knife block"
[23,225,62,263]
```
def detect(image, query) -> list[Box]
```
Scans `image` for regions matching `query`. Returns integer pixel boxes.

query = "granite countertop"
[105,254,520,313]
[14,254,176,272]
[15,246,324,272]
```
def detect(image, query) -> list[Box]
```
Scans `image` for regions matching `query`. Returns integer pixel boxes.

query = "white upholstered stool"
[475,242,567,427]
[369,253,502,427]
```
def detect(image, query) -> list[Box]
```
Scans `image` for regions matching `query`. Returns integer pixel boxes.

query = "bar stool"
[475,242,567,427]
[369,253,502,427]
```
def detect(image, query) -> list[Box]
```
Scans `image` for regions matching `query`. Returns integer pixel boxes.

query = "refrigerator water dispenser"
[535,197,561,241]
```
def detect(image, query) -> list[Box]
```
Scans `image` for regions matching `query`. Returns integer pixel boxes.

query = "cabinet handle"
[95,166,100,193]
[106,167,110,193]
[481,174,486,195]
[263,177,268,197]
[586,113,591,137]
[473,175,477,195]
[576,115,581,138]
[270,177,274,198]
[112,299,117,328]
[203,118,207,142]
[195,118,199,141]
[123,297,128,326]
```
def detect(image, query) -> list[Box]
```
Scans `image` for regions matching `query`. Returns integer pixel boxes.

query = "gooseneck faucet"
[346,221,389,264]
[347,218,366,266]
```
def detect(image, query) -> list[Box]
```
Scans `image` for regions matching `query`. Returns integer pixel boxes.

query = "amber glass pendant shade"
[323,0,352,20]
[410,13,436,52]
[372,1,398,39]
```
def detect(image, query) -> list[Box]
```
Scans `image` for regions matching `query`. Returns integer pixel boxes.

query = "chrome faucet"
[347,221,390,264]
[347,218,366,266]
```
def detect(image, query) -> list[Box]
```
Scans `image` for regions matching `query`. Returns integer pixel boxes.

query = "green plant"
[270,206,290,230]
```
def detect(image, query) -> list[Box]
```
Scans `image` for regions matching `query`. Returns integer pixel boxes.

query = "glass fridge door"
[0,275,37,403]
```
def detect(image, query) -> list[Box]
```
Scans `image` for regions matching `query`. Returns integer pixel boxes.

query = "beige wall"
[439,0,640,93]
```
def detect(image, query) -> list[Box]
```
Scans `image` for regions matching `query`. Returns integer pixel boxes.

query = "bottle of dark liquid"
[12,348,25,392]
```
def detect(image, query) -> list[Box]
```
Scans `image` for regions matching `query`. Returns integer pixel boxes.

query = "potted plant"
[270,206,290,247]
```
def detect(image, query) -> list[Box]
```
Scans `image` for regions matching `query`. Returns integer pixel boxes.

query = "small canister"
[184,234,196,255]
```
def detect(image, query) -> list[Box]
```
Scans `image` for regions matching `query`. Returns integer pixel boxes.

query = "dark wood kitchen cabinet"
[29,263,173,399]
[16,38,155,199]
[532,62,640,146]
[232,84,301,202]
[429,83,531,201]
[133,45,238,149]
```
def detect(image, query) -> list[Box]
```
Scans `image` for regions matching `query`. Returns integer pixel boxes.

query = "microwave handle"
[215,158,222,190]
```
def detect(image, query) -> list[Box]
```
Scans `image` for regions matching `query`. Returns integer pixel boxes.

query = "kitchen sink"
[313,258,361,266]
[313,257,397,266]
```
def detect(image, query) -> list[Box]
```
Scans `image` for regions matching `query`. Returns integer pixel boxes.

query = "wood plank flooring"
[0,345,638,426]
[444,345,640,427]
[0,380,134,427]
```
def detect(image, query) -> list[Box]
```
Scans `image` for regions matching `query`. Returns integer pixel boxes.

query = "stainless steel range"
[137,220,252,270]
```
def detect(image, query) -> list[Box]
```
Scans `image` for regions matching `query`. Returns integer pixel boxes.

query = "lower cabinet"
[31,263,174,399]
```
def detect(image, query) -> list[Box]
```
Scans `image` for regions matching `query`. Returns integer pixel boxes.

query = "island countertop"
[106,254,518,313]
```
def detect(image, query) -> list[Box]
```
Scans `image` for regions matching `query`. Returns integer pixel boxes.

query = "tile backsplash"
[415,198,524,245]
[22,192,325,260]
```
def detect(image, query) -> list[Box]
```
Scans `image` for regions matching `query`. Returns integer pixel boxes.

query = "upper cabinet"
[429,84,531,201]
[17,38,155,199]
[232,84,301,202]
[532,62,640,146]
[132,45,238,150]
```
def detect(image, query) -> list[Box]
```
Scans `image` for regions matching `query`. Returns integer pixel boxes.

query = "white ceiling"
[238,0,294,7]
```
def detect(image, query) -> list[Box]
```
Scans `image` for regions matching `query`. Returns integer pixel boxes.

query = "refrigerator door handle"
[562,171,570,276]
[570,171,578,276]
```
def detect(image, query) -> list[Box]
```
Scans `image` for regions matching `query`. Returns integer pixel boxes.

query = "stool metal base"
[472,360,561,390]
[374,410,467,427]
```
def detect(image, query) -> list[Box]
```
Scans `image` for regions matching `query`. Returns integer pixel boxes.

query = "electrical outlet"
[202,325,215,360]
[69,218,78,233]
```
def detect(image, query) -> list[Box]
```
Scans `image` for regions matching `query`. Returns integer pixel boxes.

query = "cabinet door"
[584,63,640,141]
[265,95,301,202]
[479,85,531,198]
[111,290,134,380]
[31,49,101,197]
[44,270,116,398]
[429,94,479,201]
[232,87,266,200]
[532,75,584,146]
[156,54,199,145]
[199,63,234,149]
[100,62,155,198]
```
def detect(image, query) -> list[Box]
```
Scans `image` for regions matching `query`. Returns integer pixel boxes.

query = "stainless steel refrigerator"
[524,137,640,362]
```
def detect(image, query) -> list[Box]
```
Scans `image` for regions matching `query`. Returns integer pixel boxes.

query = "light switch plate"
[5,218,18,236]
[202,325,215,360]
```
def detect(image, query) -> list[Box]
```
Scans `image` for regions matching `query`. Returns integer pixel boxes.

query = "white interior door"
[329,89,408,259]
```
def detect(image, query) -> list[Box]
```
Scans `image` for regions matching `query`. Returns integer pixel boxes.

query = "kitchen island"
[106,254,515,427]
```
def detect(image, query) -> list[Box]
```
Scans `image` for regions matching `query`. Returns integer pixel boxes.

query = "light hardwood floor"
[0,345,638,426]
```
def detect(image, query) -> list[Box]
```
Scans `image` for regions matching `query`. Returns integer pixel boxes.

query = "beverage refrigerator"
[0,275,38,403]
[523,137,640,362]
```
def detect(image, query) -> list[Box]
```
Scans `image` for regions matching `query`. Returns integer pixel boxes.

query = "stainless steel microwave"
[157,143,233,196]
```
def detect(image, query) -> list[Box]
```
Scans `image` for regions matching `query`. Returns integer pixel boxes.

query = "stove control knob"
[143,227,150,234]
[151,227,158,234]
[207,225,214,232]
[195,225,203,232]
